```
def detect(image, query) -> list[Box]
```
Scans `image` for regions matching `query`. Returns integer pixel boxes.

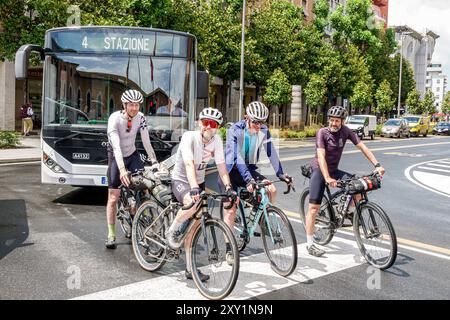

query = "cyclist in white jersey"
[105,89,158,249]
[166,107,237,282]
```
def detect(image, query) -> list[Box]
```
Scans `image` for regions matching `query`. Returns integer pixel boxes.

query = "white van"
[345,115,377,140]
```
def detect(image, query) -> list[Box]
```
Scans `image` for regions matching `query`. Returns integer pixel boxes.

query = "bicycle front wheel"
[299,187,334,246]
[190,219,239,300]
[353,202,397,270]
[132,200,167,272]
[260,206,297,277]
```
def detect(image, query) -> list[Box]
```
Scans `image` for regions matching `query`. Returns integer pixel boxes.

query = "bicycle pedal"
[253,232,261,237]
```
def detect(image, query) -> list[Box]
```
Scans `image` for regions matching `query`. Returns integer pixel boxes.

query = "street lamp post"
[397,31,412,118]
[238,0,246,121]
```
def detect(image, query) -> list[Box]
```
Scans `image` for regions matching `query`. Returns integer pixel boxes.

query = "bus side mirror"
[197,70,209,99]
[15,44,45,80]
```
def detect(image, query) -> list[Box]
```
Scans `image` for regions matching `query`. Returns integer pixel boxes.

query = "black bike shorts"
[309,168,354,205]
[107,151,144,189]
[171,180,205,204]
[217,166,267,192]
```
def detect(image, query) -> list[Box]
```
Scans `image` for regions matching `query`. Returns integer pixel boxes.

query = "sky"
[389,0,450,81]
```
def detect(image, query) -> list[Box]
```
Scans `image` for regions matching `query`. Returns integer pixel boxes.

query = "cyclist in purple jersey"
[305,106,385,257]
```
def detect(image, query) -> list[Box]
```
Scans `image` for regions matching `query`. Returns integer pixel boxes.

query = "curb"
[0,158,41,164]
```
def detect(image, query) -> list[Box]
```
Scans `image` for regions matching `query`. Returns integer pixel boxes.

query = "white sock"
[307,235,314,248]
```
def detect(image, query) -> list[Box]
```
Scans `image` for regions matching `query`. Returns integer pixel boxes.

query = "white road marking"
[72,237,366,300]
[405,158,450,198]
[426,163,450,169]
[417,166,450,174]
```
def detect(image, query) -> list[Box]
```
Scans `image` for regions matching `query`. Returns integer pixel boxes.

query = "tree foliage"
[406,88,421,115]
[442,91,450,115]
[375,80,394,114]
[264,68,292,107]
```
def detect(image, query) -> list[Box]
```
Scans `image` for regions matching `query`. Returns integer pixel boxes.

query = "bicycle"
[299,165,397,270]
[131,186,240,300]
[223,180,298,277]
[116,169,154,239]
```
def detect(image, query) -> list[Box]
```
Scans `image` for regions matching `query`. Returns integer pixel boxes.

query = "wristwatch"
[374,162,381,168]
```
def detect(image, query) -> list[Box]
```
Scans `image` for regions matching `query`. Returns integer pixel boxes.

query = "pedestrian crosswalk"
[405,158,450,197]
[72,236,367,300]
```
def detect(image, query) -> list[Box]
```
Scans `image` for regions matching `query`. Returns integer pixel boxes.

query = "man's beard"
[330,125,341,133]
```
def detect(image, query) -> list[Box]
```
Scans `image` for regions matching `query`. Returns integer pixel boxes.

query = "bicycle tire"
[299,187,334,246]
[190,219,239,300]
[131,200,167,272]
[260,206,298,277]
[353,201,397,270]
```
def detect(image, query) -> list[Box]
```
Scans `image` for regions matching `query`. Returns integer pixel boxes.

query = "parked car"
[402,115,430,137]
[380,118,410,138]
[432,122,450,135]
[345,115,377,140]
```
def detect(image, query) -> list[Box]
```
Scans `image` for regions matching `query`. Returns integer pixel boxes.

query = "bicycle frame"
[236,186,283,245]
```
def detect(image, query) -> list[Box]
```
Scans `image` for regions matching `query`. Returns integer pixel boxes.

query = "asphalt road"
[0,135,449,300]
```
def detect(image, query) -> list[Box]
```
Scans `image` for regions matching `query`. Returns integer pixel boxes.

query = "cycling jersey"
[311,126,360,172]
[107,110,156,170]
[171,131,225,185]
[225,120,284,184]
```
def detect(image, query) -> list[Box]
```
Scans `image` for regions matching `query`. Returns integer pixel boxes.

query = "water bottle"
[248,208,258,227]
[178,219,190,235]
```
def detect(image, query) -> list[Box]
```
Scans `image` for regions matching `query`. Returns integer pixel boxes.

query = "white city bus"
[15,26,209,187]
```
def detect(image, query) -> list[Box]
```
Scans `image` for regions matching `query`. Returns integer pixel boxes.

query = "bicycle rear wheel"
[260,206,297,277]
[190,219,239,300]
[353,202,397,270]
[132,200,167,272]
[299,187,334,246]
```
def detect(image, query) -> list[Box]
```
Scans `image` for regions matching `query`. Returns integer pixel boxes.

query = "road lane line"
[405,158,450,198]
[283,209,450,259]
[259,141,450,164]
[417,166,450,173]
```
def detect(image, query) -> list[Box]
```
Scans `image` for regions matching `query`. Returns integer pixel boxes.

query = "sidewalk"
[0,135,41,164]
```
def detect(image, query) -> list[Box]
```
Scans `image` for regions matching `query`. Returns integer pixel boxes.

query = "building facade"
[394,25,439,99]
[426,63,447,112]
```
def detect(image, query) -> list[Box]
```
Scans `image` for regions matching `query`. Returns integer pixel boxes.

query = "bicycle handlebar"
[180,192,237,211]
[333,171,382,189]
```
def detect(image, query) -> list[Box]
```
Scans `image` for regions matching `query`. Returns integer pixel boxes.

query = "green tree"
[406,88,421,115]
[421,90,436,115]
[247,0,306,92]
[264,68,292,107]
[304,74,327,114]
[350,81,373,113]
[375,80,394,115]
[442,91,450,115]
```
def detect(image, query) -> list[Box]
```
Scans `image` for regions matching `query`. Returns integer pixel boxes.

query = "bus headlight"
[43,152,67,173]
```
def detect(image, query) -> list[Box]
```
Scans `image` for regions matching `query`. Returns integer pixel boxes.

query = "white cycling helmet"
[246,101,269,122]
[199,107,223,125]
[121,89,144,104]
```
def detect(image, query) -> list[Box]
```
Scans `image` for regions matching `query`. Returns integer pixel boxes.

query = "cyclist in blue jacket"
[219,101,292,204]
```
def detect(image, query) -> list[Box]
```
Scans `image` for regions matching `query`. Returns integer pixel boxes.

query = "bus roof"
[45,26,196,41]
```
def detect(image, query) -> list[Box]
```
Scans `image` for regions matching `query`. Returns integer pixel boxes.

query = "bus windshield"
[43,53,192,141]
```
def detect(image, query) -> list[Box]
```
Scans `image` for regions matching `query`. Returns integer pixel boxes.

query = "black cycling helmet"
[327,106,348,119]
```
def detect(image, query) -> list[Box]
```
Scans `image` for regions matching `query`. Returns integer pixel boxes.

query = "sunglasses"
[250,119,264,126]
[126,118,132,132]
[201,119,220,129]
